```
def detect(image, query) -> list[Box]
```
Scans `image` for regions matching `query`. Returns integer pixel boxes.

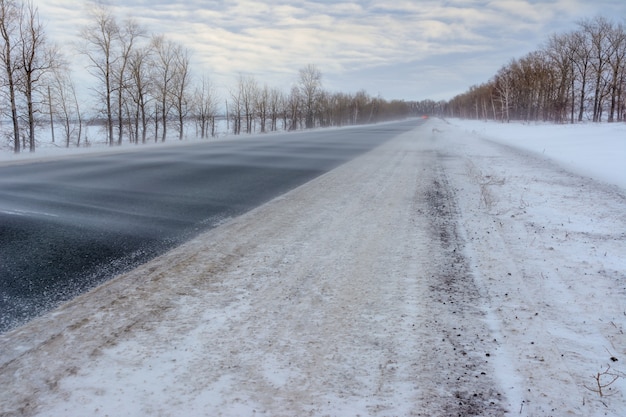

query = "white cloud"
[36,0,626,100]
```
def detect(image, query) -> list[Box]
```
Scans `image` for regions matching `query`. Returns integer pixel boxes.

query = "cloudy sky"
[38,0,626,101]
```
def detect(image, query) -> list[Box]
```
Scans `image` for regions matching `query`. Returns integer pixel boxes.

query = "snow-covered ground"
[449,119,626,190]
[1,118,625,416]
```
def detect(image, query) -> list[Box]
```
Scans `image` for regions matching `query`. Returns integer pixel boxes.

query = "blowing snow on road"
[1,120,625,416]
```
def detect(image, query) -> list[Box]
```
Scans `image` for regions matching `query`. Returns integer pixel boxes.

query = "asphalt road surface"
[0,120,424,332]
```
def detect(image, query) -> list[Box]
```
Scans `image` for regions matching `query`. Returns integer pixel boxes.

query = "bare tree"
[494,64,514,122]
[332,92,351,126]
[0,0,57,153]
[171,44,191,140]
[127,45,153,144]
[280,89,289,131]
[229,83,243,135]
[79,4,119,145]
[286,85,301,131]
[351,90,371,124]
[545,33,575,123]
[112,18,144,145]
[583,17,612,122]
[268,87,282,131]
[19,0,58,151]
[193,74,218,139]
[0,0,21,152]
[317,90,333,127]
[298,64,322,128]
[236,74,257,134]
[256,83,269,133]
[50,65,83,147]
[605,22,626,122]
[152,34,178,141]
[571,27,593,121]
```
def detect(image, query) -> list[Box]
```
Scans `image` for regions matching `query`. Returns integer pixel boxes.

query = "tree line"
[0,1,417,154]
[444,16,626,123]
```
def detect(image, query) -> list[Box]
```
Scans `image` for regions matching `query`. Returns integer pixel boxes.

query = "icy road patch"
[1,120,625,416]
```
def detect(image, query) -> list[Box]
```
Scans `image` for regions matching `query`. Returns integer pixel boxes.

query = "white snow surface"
[1,118,625,416]
[449,119,626,190]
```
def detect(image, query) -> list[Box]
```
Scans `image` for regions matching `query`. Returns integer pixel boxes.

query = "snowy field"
[0,118,625,416]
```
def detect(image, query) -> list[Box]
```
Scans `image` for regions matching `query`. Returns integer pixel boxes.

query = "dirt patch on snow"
[416,162,506,416]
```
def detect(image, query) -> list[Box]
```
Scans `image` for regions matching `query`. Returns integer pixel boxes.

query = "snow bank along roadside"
[1,120,625,416]
[448,118,626,191]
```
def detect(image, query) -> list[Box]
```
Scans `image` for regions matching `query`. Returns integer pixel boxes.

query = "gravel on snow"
[1,120,625,416]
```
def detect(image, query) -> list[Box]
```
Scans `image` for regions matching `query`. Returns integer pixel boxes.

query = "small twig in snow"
[584,365,620,397]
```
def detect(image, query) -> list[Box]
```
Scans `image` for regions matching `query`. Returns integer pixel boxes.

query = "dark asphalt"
[0,120,423,332]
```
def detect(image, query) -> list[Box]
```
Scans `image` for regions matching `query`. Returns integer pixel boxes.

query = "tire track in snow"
[409,148,507,416]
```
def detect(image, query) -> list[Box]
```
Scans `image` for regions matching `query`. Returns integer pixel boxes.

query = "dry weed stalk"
[466,161,505,210]
[584,365,623,397]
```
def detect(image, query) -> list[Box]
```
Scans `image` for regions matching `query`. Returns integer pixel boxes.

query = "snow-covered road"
[1,120,625,416]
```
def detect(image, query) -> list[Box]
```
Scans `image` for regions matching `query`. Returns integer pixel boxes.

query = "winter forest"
[0,1,417,154]
[443,16,626,124]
